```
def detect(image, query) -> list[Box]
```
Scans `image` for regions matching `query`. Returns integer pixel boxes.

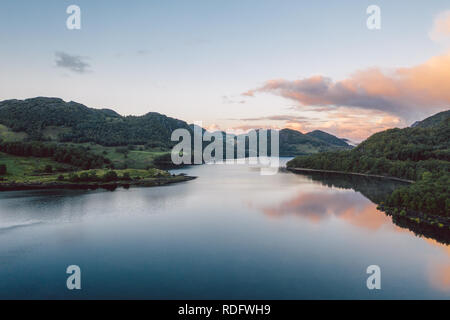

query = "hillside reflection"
[265,171,449,245]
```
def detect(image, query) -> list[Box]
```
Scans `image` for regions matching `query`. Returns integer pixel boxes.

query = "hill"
[287,110,450,226]
[278,128,351,156]
[0,97,192,147]
[306,130,350,147]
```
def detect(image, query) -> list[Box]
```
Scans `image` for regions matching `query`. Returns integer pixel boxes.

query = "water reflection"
[262,191,390,229]
[276,171,450,292]
[0,162,448,298]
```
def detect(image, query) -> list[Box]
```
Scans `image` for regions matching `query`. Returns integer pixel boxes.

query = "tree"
[121,172,132,181]
[0,164,6,175]
[103,170,118,182]
[44,164,53,173]
[68,173,80,182]
[79,172,90,182]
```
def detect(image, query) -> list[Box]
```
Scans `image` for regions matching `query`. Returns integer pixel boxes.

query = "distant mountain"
[411,110,450,128]
[340,138,358,147]
[306,130,350,147]
[0,97,352,156]
[278,128,351,156]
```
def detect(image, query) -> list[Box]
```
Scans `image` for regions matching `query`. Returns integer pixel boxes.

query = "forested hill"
[306,130,349,147]
[354,116,449,162]
[287,110,450,220]
[0,97,192,147]
[278,128,351,156]
[0,97,352,155]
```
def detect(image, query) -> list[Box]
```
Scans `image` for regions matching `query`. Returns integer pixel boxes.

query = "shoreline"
[0,175,196,192]
[286,167,415,183]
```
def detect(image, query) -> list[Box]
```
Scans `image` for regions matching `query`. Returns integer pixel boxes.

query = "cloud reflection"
[258,185,450,291]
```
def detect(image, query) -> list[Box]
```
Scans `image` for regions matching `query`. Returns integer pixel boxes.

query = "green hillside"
[0,97,192,147]
[278,128,351,156]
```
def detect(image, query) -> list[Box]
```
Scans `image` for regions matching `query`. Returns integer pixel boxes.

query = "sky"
[0,0,449,141]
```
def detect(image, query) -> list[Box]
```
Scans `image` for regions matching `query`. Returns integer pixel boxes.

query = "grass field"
[42,126,72,140]
[0,123,170,169]
[0,152,171,184]
[0,124,28,142]
[0,152,72,183]
[65,142,170,169]
[106,149,168,169]
[0,125,174,185]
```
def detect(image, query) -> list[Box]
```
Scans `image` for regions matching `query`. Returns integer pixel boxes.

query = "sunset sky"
[0,0,449,141]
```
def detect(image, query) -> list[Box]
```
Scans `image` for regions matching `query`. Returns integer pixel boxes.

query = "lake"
[0,158,448,299]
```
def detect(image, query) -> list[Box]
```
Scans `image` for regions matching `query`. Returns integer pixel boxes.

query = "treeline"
[287,151,449,181]
[0,141,111,169]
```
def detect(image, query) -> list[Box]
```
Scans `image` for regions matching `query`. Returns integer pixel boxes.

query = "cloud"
[216,107,405,141]
[204,123,222,132]
[222,95,246,104]
[291,109,403,142]
[430,10,450,42]
[137,49,150,55]
[244,52,450,120]
[55,51,91,73]
[223,124,283,135]
[234,115,314,122]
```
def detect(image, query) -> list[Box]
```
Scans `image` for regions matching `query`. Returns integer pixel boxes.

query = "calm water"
[0,159,448,299]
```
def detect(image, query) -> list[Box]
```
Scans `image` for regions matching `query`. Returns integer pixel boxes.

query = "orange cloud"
[229,107,405,141]
[245,52,450,121]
